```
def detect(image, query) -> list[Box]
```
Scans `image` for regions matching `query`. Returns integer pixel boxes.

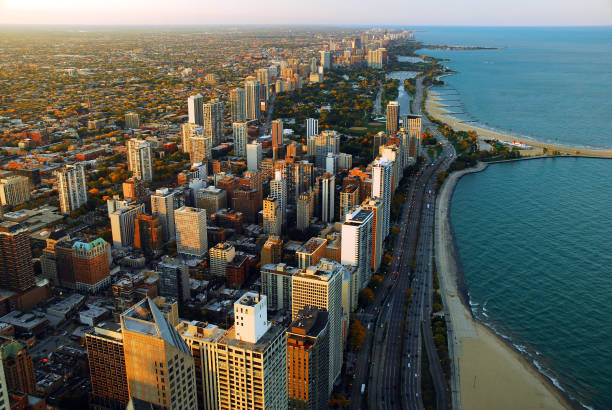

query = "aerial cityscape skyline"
[0,6,610,409]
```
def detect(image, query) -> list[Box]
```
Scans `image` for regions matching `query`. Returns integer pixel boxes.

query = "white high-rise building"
[204,99,224,145]
[175,206,208,258]
[216,292,287,410]
[310,57,318,74]
[362,198,384,273]
[232,122,248,157]
[341,207,374,291]
[372,158,393,240]
[245,79,261,121]
[325,153,337,175]
[292,259,343,394]
[320,50,331,70]
[151,188,182,242]
[126,139,153,182]
[109,201,144,249]
[314,130,340,168]
[230,87,246,123]
[321,173,335,223]
[270,171,287,226]
[188,94,204,125]
[56,163,87,214]
[305,118,318,139]
[246,141,262,171]
[0,176,30,207]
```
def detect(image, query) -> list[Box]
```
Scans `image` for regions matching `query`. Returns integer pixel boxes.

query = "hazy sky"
[1,0,611,26]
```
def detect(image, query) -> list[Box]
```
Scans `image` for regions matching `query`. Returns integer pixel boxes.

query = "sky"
[0,0,611,26]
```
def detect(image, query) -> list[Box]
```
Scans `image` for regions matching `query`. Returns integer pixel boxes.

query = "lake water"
[417,27,612,149]
[430,27,612,409]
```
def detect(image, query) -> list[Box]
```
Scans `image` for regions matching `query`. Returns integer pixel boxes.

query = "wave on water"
[431,80,612,150]
[475,312,594,409]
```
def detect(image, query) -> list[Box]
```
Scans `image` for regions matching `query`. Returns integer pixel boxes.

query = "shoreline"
[435,161,577,410]
[426,91,612,159]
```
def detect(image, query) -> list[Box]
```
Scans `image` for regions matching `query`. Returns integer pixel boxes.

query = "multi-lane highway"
[350,76,455,410]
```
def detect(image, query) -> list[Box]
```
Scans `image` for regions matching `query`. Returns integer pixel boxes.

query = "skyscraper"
[261,262,296,311]
[341,207,374,291]
[126,139,153,182]
[85,322,129,410]
[121,298,197,409]
[406,114,422,138]
[305,118,318,139]
[256,67,270,102]
[292,259,343,394]
[109,201,145,248]
[361,198,384,272]
[271,119,283,149]
[320,50,331,70]
[134,213,163,256]
[209,242,235,278]
[321,173,335,223]
[151,188,182,242]
[182,122,201,154]
[245,79,261,121]
[188,94,204,125]
[0,222,34,292]
[0,336,36,395]
[232,122,248,157]
[190,135,213,164]
[270,171,287,226]
[297,191,313,231]
[0,176,30,207]
[124,112,140,129]
[215,292,287,410]
[314,131,340,168]
[372,158,393,239]
[386,101,399,135]
[174,206,208,258]
[72,238,111,293]
[55,163,87,214]
[156,256,190,303]
[339,184,360,221]
[204,99,224,146]
[230,87,246,123]
[246,141,262,171]
[175,321,224,410]
[263,197,281,236]
[286,307,330,410]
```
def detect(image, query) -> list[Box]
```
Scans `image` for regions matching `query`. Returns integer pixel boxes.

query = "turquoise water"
[417,27,612,148]
[429,27,612,409]
[451,158,612,409]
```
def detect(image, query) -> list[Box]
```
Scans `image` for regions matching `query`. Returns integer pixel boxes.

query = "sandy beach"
[426,91,612,159]
[435,163,573,410]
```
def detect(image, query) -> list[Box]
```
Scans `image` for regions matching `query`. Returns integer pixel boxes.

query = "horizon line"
[0,23,611,28]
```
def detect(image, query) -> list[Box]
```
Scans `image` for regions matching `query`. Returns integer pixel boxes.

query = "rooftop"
[218,323,285,353]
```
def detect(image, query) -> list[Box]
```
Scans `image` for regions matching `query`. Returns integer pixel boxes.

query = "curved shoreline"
[435,160,579,410]
[426,91,612,159]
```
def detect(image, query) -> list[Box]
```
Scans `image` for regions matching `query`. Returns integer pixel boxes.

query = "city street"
[350,77,455,410]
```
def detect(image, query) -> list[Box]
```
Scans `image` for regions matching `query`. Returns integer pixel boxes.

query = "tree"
[358,288,374,308]
[348,320,367,352]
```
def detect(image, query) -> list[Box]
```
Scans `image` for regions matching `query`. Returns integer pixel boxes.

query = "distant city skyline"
[1,0,611,26]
